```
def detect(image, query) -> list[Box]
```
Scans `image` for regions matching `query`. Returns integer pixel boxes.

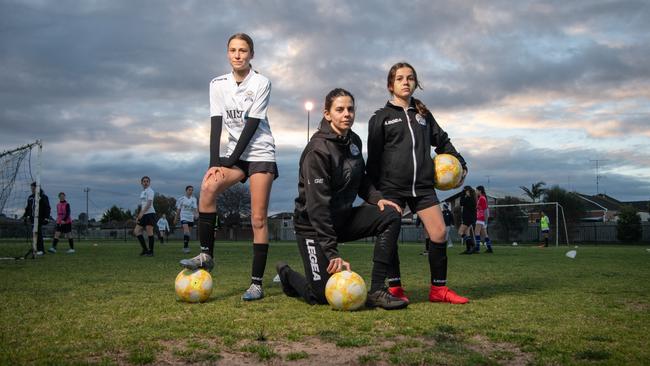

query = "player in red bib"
[48,192,75,254]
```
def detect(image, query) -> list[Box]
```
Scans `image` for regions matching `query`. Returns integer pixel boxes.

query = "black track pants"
[286,205,400,304]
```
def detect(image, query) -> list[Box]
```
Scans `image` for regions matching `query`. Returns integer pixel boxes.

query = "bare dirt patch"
[466,334,534,366]
[87,334,534,365]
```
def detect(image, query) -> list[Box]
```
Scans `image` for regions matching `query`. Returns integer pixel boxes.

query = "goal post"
[489,202,570,246]
[0,140,42,257]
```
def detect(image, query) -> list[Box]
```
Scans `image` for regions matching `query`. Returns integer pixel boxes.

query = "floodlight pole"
[305,101,314,144]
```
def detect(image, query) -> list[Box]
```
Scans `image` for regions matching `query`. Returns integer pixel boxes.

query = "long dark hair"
[463,185,476,201]
[324,88,355,112]
[387,62,430,116]
[476,185,486,197]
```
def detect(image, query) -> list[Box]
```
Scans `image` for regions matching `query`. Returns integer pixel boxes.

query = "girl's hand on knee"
[204,167,225,182]
[377,199,402,214]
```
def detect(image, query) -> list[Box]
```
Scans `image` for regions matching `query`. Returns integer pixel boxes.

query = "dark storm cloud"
[1,0,648,217]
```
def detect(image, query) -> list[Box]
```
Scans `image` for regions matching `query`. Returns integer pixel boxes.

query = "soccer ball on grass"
[175,269,213,303]
[325,270,367,311]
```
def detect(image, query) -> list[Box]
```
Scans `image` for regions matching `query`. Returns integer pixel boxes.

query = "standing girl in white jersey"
[135,176,156,256]
[175,185,198,253]
[180,33,278,301]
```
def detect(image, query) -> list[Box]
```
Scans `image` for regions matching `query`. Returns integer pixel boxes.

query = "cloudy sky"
[1,0,649,219]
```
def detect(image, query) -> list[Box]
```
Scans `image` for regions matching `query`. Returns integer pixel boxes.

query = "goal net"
[0,140,42,247]
[487,202,569,246]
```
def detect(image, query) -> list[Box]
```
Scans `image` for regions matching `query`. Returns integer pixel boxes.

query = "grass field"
[1,239,649,365]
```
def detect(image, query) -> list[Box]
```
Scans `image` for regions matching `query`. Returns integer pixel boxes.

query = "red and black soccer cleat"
[388,286,409,304]
[428,285,469,304]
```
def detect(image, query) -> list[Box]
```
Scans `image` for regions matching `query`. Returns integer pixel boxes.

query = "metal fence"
[2,220,649,244]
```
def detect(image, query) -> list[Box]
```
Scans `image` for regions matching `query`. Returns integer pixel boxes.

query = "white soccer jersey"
[209,70,276,162]
[157,217,169,231]
[176,195,197,222]
[140,187,156,214]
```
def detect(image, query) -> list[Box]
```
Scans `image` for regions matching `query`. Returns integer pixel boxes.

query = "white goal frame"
[490,201,570,246]
[0,140,42,257]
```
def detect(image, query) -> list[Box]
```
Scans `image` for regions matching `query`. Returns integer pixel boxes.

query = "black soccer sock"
[68,238,74,249]
[251,243,268,285]
[198,212,217,257]
[475,235,481,250]
[148,236,154,254]
[137,235,147,251]
[183,234,190,248]
[428,241,448,286]
[52,238,59,249]
[544,237,549,246]
[485,237,492,249]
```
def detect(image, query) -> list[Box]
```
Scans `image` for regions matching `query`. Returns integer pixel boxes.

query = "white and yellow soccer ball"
[325,270,367,311]
[433,153,463,191]
[175,269,213,303]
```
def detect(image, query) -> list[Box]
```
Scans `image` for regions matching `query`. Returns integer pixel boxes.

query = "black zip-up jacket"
[23,190,51,224]
[294,119,383,260]
[460,195,477,224]
[367,99,467,197]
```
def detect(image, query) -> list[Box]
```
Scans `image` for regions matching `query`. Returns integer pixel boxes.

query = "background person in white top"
[156,213,170,244]
[134,176,156,256]
[180,33,278,302]
[175,185,198,253]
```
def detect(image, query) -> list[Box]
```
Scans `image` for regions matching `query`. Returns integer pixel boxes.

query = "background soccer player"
[474,185,493,253]
[367,62,469,304]
[539,211,551,247]
[175,185,198,253]
[459,186,477,254]
[180,33,278,301]
[156,213,170,244]
[48,192,75,254]
[23,182,51,256]
[276,88,407,310]
[134,176,156,256]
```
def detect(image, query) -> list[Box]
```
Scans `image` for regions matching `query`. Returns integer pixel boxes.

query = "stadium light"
[305,101,313,144]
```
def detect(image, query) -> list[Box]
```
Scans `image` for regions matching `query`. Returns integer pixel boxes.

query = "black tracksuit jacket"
[367,99,466,198]
[294,119,383,260]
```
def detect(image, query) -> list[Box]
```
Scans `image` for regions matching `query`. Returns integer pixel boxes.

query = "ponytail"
[413,98,430,116]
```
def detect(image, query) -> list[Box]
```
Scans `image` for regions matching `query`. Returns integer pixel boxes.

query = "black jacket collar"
[316,118,350,144]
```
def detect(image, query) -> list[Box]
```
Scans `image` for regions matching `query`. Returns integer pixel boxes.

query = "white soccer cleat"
[241,283,264,301]
[67,249,75,254]
[35,251,44,256]
[47,247,57,254]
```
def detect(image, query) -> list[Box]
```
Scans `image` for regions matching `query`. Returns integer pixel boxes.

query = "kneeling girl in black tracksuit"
[367,62,469,304]
[276,88,408,310]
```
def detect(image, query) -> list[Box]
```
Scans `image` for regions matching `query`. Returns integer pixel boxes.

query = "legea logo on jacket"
[385,118,402,125]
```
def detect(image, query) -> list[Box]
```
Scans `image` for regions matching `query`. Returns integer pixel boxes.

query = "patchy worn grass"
[0,240,649,365]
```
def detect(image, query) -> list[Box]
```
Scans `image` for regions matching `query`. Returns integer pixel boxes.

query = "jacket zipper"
[403,107,417,197]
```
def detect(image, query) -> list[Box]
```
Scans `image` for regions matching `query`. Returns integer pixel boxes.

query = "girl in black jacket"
[276,88,407,310]
[459,186,477,254]
[367,62,469,304]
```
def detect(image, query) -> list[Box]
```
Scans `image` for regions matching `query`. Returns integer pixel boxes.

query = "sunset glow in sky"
[2,1,649,218]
